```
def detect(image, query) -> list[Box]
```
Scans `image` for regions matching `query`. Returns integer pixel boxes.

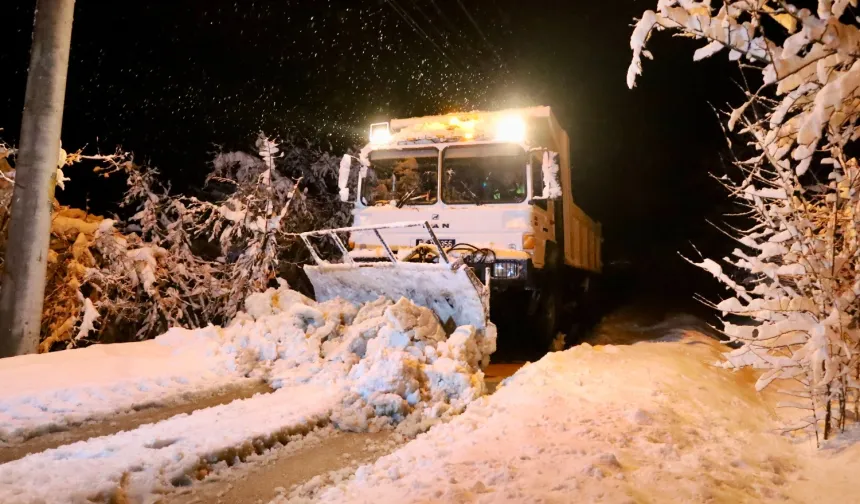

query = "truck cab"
[336,106,602,348]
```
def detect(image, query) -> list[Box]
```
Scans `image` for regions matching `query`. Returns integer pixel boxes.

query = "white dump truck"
[299,106,602,350]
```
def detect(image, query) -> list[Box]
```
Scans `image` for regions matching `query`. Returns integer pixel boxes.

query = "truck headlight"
[492,261,521,279]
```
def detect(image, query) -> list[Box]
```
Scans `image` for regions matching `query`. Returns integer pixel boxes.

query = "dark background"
[1,0,742,318]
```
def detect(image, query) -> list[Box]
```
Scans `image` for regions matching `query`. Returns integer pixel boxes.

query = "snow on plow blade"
[298,222,489,331]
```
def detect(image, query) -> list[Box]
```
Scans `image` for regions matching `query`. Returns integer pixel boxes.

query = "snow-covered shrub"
[123,133,353,321]
[0,132,353,351]
[629,1,860,443]
[0,139,139,351]
[0,138,15,267]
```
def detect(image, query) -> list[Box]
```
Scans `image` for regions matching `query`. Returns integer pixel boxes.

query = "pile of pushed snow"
[0,283,494,444]
[281,335,826,504]
[156,282,496,434]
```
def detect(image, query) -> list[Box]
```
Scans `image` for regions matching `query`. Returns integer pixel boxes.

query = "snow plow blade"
[305,262,488,330]
[298,222,490,331]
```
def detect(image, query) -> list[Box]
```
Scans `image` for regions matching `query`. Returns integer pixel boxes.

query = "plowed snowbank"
[158,283,496,433]
[282,334,860,504]
[1,283,494,442]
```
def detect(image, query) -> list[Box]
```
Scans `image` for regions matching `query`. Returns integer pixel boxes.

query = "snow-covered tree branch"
[0,131,352,352]
[630,0,860,443]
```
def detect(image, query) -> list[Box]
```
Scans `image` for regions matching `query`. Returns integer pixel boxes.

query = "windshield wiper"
[396,188,417,208]
[459,181,483,206]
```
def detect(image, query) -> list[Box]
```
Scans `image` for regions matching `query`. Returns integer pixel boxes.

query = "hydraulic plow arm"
[298,221,451,265]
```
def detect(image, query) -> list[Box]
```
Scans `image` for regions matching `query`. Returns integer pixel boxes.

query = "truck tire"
[565,273,599,345]
[534,284,559,354]
[532,243,561,356]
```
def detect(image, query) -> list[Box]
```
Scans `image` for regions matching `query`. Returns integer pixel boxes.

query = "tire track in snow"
[166,430,402,504]
[0,386,341,504]
[163,364,526,504]
[0,380,273,464]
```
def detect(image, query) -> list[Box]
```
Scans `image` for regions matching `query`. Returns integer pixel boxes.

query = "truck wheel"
[532,243,562,357]
[535,286,559,353]
[532,280,562,356]
[565,273,598,345]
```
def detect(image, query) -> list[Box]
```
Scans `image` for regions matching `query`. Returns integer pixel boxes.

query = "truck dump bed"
[530,108,602,274]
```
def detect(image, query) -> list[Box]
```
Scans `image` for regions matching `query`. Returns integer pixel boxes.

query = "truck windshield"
[365,149,438,206]
[442,143,527,204]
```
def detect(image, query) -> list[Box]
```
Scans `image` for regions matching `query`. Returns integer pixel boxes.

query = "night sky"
[1,0,742,311]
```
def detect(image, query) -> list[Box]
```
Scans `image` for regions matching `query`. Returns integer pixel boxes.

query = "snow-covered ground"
[0,339,254,442]
[0,283,495,503]
[0,385,338,503]
[0,284,492,442]
[281,333,860,504]
[7,286,860,503]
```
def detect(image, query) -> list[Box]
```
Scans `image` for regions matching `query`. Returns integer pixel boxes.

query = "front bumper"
[349,248,536,291]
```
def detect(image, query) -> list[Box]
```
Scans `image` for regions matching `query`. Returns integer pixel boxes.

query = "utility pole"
[0,0,76,357]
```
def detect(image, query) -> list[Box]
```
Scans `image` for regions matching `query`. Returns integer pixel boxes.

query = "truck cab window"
[442,143,527,205]
[366,149,439,206]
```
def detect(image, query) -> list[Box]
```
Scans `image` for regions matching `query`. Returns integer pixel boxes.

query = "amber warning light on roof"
[369,122,392,145]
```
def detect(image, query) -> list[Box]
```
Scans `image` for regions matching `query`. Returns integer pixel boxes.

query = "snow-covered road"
[0,380,271,464]
[0,362,522,504]
[0,284,496,503]
[163,362,524,504]
[166,430,403,504]
[4,284,860,504]
[0,339,262,443]
[0,385,339,503]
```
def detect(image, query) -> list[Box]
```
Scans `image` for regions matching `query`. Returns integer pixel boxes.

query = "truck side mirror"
[356,163,370,207]
[529,150,561,201]
[338,155,353,202]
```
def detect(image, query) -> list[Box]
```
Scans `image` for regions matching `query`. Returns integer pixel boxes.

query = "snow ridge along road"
[0,340,258,443]
[0,380,272,464]
[0,385,339,503]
